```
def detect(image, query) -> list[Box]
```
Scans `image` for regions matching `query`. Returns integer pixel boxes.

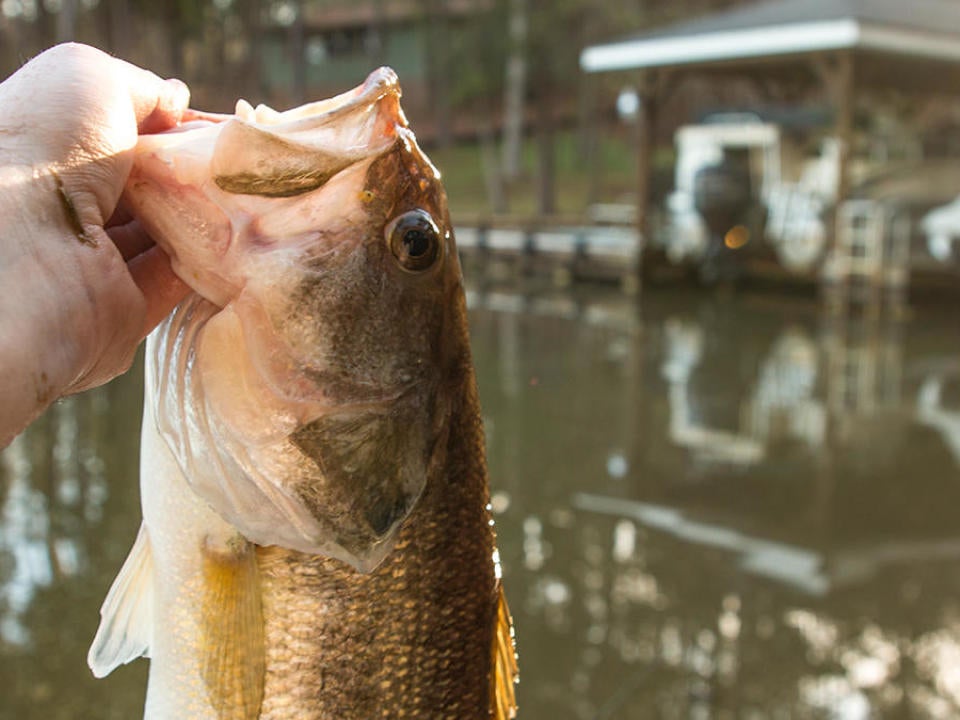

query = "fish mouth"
[270,66,405,131]
[182,66,405,130]
[125,68,410,306]
[209,67,407,199]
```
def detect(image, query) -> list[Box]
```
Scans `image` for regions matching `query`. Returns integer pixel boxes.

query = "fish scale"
[257,367,497,719]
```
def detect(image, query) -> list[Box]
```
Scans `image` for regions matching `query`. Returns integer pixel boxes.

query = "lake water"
[2,284,960,719]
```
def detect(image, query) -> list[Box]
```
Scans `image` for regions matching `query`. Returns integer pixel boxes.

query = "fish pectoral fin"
[490,583,520,720]
[88,524,154,678]
[200,538,265,720]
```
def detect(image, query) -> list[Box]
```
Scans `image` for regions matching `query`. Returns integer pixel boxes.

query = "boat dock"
[455,223,642,291]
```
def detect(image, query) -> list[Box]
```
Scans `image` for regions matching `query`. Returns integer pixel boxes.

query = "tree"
[421,0,454,147]
[501,0,526,182]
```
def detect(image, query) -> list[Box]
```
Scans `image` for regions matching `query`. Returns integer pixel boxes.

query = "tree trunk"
[55,0,79,43]
[368,0,387,67]
[243,0,264,101]
[501,0,527,181]
[575,8,596,164]
[104,0,132,59]
[433,11,452,148]
[34,0,56,50]
[0,14,21,75]
[208,5,227,95]
[289,0,307,104]
[164,3,185,79]
[480,119,507,214]
[635,71,659,267]
[422,0,452,147]
[535,82,555,217]
[581,75,601,207]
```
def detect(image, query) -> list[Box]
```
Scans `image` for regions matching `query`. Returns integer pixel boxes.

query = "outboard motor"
[693,158,754,284]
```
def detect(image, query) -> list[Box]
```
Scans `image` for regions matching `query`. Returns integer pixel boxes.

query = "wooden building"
[580,0,960,294]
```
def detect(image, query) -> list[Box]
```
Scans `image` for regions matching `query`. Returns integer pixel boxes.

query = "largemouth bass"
[88,68,518,720]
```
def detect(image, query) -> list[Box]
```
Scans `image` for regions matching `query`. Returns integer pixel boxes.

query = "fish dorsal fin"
[88,524,154,678]
[199,538,265,720]
[490,583,519,720]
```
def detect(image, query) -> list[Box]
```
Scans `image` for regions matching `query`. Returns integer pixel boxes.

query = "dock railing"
[455,215,642,291]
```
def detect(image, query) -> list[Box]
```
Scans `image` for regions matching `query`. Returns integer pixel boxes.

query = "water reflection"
[1,398,108,647]
[2,287,960,719]
[469,285,960,719]
[0,368,147,720]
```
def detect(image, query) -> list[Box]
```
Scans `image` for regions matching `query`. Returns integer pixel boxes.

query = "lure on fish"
[88,68,518,720]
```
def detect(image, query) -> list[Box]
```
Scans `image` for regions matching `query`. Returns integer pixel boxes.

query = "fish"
[87,67,518,720]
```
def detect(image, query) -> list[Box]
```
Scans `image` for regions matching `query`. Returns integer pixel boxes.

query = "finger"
[143,78,191,134]
[29,45,190,135]
[136,78,191,135]
[127,246,191,338]
[114,56,191,134]
[108,219,154,262]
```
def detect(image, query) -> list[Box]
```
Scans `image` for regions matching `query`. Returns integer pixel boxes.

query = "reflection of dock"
[915,365,960,465]
[574,493,960,597]
[469,284,960,482]
[469,282,960,717]
[471,283,960,604]
[465,285,639,335]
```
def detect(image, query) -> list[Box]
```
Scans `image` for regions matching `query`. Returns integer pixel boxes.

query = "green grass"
[427,128,667,222]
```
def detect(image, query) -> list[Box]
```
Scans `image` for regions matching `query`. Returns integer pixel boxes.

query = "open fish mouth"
[124,67,408,308]
[206,67,406,199]
[183,66,404,130]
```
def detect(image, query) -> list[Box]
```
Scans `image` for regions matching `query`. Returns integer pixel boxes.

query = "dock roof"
[581,0,960,73]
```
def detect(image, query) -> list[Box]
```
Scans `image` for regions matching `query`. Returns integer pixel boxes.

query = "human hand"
[0,43,192,446]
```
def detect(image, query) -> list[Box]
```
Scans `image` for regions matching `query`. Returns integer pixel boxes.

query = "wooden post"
[812,51,855,286]
[833,52,854,207]
[636,70,659,270]
[290,0,307,105]
[582,73,602,208]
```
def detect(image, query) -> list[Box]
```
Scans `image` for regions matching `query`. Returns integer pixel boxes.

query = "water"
[2,285,960,719]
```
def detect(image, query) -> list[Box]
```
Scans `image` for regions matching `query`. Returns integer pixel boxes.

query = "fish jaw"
[123,67,405,308]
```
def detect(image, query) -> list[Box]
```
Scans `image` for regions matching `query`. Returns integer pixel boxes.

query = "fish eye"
[386,209,442,273]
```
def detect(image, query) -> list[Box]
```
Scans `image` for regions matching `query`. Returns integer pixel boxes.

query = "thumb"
[112,52,191,134]
[134,77,191,135]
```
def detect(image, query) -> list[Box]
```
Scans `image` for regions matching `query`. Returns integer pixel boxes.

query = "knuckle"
[43,42,106,67]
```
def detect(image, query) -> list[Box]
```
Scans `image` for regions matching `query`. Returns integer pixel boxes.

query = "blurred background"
[4,0,960,718]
